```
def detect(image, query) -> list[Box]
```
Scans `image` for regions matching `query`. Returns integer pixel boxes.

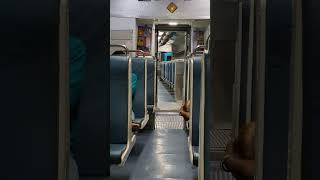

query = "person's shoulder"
[69,36,87,62]
[132,73,137,80]
[70,36,86,50]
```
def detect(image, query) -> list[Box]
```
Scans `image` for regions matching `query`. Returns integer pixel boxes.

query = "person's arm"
[185,100,191,112]
[224,156,255,177]
[180,111,190,121]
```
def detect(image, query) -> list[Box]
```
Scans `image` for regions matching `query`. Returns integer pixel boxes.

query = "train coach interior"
[2,0,317,180]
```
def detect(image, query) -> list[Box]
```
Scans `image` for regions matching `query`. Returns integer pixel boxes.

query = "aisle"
[129,129,198,180]
[157,79,182,111]
[155,112,184,129]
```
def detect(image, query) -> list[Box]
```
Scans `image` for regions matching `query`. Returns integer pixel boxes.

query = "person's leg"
[131,110,140,131]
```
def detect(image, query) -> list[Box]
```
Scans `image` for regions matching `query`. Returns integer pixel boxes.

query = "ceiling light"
[167,2,178,13]
[168,22,178,26]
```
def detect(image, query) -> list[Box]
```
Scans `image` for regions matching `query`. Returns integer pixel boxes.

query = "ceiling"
[111,0,210,19]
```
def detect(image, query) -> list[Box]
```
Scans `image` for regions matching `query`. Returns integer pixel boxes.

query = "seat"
[132,57,149,129]
[168,61,171,85]
[183,59,189,102]
[166,63,168,82]
[169,62,172,86]
[188,55,202,166]
[146,57,156,111]
[201,52,212,169]
[160,62,162,80]
[110,55,136,166]
[172,62,176,89]
[110,144,127,164]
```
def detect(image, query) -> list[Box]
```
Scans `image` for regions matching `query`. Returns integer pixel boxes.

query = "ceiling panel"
[111,0,210,19]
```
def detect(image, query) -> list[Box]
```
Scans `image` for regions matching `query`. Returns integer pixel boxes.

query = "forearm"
[180,111,190,120]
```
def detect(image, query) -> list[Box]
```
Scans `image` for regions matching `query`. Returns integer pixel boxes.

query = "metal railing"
[110,44,129,55]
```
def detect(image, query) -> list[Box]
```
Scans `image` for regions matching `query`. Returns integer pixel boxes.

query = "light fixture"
[168,22,178,26]
[167,2,178,13]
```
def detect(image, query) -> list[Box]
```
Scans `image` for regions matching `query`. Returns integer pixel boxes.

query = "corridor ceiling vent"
[167,2,178,13]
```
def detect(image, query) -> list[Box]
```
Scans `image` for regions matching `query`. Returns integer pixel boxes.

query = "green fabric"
[69,36,86,155]
[70,36,86,109]
[132,73,137,99]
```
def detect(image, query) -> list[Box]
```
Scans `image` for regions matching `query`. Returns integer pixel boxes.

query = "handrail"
[205,34,211,50]
[128,50,146,57]
[194,45,206,52]
[144,56,157,62]
[110,44,129,55]
[186,45,205,59]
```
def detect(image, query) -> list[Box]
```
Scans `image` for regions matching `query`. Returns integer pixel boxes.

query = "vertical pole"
[255,0,267,179]
[288,0,303,178]
[245,0,255,123]
[151,23,156,56]
[232,1,243,138]
[191,25,194,53]
[58,0,69,179]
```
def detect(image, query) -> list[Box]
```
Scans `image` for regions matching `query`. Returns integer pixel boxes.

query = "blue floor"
[158,79,176,103]
[157,79,182,111]
[81,77,234,180]
[109,128,198,180]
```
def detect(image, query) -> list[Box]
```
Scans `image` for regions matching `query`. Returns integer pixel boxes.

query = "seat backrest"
[160,63,163,78]
[187,59,191,101]
[165,63,168,79]
[184,60,188,101]
[147,58,155,106]
[170,62,173,83]
[173,62,176,85]
[169,63,172,83]
[110,56,129,144]
[168,63,170,82]
[132,57,146,118]
[202,52,211,179]
[191,55,202,147]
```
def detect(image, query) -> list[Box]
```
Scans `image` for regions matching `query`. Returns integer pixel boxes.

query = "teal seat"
[146,58,155,111]
[110,144,127,164]
[110,55,136,165]
[172,62,176,87]
[189,55,202,166]
[131,57,148,129]
[202,52,211,177]
[133,117,144,125]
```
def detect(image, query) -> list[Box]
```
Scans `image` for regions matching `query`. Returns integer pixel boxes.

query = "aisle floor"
[129,129,198,180]
[109,113,197,180]
[157,79,182,111]
[87,77,234,180]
